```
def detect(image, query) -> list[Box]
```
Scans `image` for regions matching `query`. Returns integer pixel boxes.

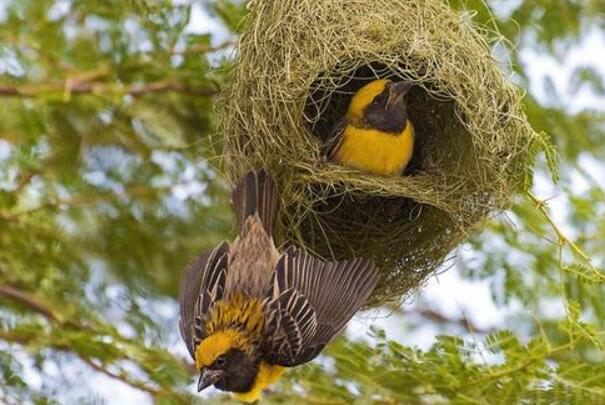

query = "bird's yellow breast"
[234,362,286,403]
[335,121,414,176]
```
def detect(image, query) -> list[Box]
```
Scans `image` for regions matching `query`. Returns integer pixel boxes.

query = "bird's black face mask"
[362,80,413,133]
[197,348,260,394]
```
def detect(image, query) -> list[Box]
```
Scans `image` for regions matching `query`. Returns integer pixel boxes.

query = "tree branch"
[2,184,177,221]
[0,285,57,321]
[0,285,181,396]
[399,306,495,335]
[0,329,161,396]
[0,80,218,99]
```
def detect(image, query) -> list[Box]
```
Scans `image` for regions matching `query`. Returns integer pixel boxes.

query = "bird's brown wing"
[321,117,348,161]
[178,241,229,358]
[264,247,379,367]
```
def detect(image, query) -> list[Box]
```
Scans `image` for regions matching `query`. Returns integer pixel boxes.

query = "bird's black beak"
[197,368,223,392]
[388,81,413,106]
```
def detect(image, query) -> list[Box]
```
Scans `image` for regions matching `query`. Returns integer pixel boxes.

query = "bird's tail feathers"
[231,169,277,236]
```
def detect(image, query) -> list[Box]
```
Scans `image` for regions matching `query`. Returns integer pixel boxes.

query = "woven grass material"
[218,0,538,305]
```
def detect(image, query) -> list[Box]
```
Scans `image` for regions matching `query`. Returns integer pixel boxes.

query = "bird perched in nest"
[179,170,379,402]
[322,79,415,176]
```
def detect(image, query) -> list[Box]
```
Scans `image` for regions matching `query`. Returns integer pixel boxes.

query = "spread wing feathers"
[231,169,277,236]
[266,248,379,366]
[263,288,318,365]
[321,117,348,161]
[178,241,229,358]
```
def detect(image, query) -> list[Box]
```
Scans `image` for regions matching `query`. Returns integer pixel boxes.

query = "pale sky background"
[2,1,604,403]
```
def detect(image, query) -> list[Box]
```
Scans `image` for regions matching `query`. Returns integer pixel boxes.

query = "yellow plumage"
[203,294,265,338]
[181,142,378,402]
[195,294,265,369]
[234,362,286,403]
[345,79,389,121]
[329,79,415,176]
[335,124,414,176]
[196,329,248,370]
[194,294,287,403]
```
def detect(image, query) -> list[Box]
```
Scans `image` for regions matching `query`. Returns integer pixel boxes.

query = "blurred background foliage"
[0,0,604,404]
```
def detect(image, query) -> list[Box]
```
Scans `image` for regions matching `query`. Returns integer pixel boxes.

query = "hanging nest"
[218,0,541,305]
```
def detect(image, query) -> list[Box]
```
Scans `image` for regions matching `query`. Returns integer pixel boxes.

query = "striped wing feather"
[264,288,317,364]
[266,247,379,366]
[178,241,229,358]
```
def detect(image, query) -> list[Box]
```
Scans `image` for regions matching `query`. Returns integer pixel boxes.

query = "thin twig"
[79,356,160,395]
[528,192,604,283]
[527,192,591,262]
[170,40,235,55]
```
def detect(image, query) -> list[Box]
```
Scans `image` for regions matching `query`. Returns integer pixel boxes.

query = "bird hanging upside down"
[322,79,415,176]
[179,170,379,402]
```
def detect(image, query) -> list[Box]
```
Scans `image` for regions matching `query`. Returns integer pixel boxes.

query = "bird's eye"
[214,355,226,368]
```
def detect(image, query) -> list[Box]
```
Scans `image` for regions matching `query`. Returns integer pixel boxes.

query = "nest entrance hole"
[303,62,478,181]
[295,63,475,266]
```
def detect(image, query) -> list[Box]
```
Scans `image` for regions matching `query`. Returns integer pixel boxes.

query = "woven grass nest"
[218,0,539,305]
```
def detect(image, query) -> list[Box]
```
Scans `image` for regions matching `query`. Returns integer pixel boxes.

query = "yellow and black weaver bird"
[322,79,415,176]
[179,170,379,402]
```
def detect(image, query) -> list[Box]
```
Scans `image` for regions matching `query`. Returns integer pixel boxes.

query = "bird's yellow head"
[194,297,286,402]
[346,79,413,132]
[346,79,389,121]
